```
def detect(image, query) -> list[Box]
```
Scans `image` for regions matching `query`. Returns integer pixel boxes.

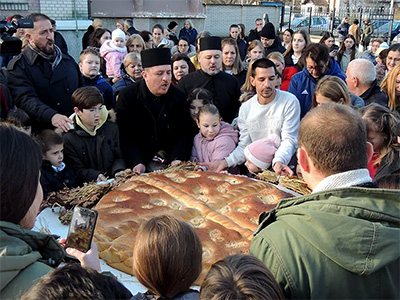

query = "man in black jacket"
[247,18,263,42]
[7,13,81,132]
[346,59,388,107]
[178,36,241,123]
[260,23,286,56]
[115,47,193,174]
[124,19,139,35]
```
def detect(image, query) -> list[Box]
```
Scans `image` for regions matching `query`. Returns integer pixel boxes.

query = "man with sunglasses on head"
[288,43,346,119]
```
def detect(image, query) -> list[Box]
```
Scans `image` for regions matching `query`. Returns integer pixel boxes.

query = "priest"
[115,47,193,174]
[177,36,241,123]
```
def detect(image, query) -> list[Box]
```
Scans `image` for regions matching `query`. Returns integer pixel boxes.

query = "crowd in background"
[0,12,399,300]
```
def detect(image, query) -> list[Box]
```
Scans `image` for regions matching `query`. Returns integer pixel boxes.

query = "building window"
[0,3,29,10]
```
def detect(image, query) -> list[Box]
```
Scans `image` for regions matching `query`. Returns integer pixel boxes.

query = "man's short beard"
[202,68,220,76]
[41,45,55,55]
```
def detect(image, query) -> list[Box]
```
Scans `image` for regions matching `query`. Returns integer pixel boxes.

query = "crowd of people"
[0,12,399,300]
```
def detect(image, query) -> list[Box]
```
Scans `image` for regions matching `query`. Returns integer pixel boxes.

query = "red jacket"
[281,66,299,91]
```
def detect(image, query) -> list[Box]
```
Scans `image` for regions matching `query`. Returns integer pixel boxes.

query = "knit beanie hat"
[168,21,178,30]
[244,134,281,170]
[112,28,126,42]
[260,23,276,39]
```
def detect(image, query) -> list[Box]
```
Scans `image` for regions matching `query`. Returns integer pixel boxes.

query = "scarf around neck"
[28,43,63,71]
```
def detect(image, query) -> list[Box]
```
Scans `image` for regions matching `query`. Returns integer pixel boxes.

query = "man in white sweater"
[205,58,300,175]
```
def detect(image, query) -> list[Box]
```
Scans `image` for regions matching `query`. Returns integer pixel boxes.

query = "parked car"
[371,19,390,32]
[283,16,330,35]
[374,20,400,42]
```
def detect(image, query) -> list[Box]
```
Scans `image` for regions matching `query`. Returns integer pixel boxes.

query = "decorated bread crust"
[94,171,292,283]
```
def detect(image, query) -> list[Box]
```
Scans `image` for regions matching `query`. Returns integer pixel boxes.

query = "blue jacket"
[82,74,114,109]
[288,58,346,118]
[179,27,198,46]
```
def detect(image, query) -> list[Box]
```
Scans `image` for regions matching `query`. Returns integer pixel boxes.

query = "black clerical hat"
[141,48,172,68]
[199,36,222,52]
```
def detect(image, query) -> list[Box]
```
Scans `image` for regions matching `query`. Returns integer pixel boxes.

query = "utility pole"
[388,0,394,45]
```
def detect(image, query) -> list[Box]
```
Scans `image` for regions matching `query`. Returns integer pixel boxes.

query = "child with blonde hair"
[312,76,351,108]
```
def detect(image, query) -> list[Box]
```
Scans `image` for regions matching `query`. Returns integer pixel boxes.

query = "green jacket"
[250,187,400,299]
[0,221,66,299]
[361,23,373,44]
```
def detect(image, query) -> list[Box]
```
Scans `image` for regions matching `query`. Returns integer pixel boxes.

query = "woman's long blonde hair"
[381,64,400,111]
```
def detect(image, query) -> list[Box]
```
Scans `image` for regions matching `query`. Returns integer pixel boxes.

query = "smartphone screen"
[65,207,98,253]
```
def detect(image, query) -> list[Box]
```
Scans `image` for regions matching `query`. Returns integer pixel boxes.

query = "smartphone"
[65,207,98,253]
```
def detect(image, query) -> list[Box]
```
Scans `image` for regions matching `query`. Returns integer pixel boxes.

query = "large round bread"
[94,171,292,283]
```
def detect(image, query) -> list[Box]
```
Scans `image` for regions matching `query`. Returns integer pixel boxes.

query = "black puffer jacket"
[63,117,126,184]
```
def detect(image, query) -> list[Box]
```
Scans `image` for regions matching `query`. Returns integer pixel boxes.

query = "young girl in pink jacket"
[100,28,127,83]
[191,104,238,170]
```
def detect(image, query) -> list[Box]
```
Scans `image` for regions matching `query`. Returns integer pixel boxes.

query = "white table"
[34,180,297,295]
[34,207,146,295]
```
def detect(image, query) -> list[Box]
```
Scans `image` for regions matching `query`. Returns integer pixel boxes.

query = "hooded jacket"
[0,221,65,299]
[264,36,286,56]
[63,107,126,183]
[171,44,197,58]
[250,187,400,299]
[191,121,238,163]
[99,40,127,78]
[288,58,346,118]
[361,21,373,45]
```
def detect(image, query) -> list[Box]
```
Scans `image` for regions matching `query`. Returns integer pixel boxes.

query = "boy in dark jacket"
[79,49,114,109]
[63,86,125,184]
[36,129,77,197]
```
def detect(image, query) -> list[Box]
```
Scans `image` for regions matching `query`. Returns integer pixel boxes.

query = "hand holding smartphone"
[65,207,98,253]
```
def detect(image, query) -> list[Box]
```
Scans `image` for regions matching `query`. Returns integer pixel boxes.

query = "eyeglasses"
[306,61,329,75]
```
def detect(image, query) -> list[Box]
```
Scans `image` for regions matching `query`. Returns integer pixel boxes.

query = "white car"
[283,16,330,35]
